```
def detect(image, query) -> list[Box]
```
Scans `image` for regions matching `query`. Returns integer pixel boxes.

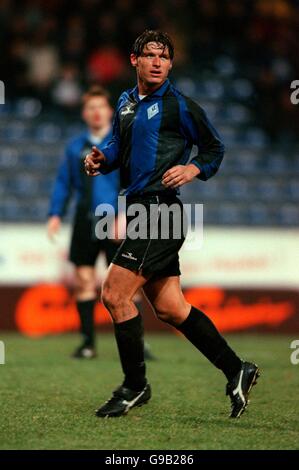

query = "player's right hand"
[47,216,61,242]
[84,146,106,176]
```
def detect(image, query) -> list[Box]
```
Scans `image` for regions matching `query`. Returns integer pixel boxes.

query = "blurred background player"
[47,86,155,360]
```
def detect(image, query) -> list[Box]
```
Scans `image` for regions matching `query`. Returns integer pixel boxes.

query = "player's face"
[82,96,113,130]
[130,42,172,88]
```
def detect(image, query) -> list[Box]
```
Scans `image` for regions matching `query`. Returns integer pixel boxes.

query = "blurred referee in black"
[48,86,155,360]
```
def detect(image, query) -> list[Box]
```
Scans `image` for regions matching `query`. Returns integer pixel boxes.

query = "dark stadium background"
[1,0,298,335]
[0,0,299,452]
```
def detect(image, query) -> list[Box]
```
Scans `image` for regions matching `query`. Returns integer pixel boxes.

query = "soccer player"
[84,31,260,418]
[47,86,155,360]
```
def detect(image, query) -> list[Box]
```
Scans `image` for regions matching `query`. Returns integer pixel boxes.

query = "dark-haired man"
[48,86,155,360]
[85,30,260,418]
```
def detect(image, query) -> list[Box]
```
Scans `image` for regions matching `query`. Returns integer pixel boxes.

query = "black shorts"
[112,193,187,280]
[69,209,118,267]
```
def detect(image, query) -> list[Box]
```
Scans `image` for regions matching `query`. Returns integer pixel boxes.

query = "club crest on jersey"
[147,103,159,120]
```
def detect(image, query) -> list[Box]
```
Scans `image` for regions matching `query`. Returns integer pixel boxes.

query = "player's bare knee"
[154,308,178,325]
[75,270,96,297]
[101,285,115,311]
[153,302,176,323]
[102,282,124,312]
[154,301,190,325]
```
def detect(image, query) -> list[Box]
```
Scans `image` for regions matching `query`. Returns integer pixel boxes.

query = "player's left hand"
[162,164,200,188]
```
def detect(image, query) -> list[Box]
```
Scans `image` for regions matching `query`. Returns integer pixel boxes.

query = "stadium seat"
[248,203,273,225]
[279,204,299,226]
[214,55,236,77]
[0,147,19,168]
[230,79,254,100]
[4,121,29,141]
[35,123,62,143]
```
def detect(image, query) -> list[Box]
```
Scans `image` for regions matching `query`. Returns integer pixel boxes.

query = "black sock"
[76,299,96,348]
[176,306,242,381]
[114,313,147,391]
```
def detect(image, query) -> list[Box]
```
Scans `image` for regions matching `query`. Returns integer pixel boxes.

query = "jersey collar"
[132,79,170,101]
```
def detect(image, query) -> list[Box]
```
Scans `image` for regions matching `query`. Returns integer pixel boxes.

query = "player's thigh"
[75,265,96,287]
[102,263,149,302]
[143,276,190,323]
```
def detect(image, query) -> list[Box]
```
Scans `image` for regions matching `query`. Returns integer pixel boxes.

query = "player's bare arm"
[47,215,61,241]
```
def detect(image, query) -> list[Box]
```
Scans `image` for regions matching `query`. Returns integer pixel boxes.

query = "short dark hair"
[131,30,174,60]
[81,85,111,107]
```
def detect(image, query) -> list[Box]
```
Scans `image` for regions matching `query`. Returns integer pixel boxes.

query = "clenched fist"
[84,146,106,176]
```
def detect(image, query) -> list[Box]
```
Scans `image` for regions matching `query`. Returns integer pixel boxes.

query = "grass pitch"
[0,332,298,450]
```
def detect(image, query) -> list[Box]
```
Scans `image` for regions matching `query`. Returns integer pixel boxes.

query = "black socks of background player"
[114,313,147,392]
[77,299,96,348]
[176,306,242,381]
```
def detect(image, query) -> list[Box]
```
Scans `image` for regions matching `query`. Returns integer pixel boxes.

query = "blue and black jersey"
[48,130,119,217]
[100,79,225,196]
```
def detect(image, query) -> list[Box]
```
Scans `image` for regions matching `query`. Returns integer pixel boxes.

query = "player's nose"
[152,56,161,67]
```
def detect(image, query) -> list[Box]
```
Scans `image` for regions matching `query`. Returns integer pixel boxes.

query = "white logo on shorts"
[121,252,138,261]
[147,103,159,120]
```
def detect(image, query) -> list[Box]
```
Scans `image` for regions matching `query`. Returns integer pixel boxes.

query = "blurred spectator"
[26,28,60,93]
[1,0,299,138]
[86,44,127,84]
[52,64,82,109]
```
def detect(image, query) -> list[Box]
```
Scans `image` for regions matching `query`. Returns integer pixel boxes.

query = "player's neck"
[137,78,167,96]
[89,124,110,139]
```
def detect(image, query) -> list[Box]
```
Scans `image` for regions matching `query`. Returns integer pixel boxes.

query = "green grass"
[0,332,298,450]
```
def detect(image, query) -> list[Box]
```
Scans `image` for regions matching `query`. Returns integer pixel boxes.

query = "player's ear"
[130,53,138,67]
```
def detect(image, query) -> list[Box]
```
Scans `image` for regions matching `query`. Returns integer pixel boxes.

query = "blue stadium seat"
[279,204,299,226]
[289,179,299,201]
[230,79,254,100]
[35,123,62,143]
[37,176,55,197]
[227,149,262,173]
[248,203,272,225]
[255,179,285,201]
[226,176,250,198]
[9,174,39,196]
[15,98,42,119]
[1,198,23,221]
[224,104,251,124]
[243,127,268,148]
[174,77,197,99]
[266,153,289,174]
[203,79,224,100]
[0,147,19,168]
[216,202,244,225]
[214,56,236,77]
[4,121,29,141]
[217,125,238,145]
